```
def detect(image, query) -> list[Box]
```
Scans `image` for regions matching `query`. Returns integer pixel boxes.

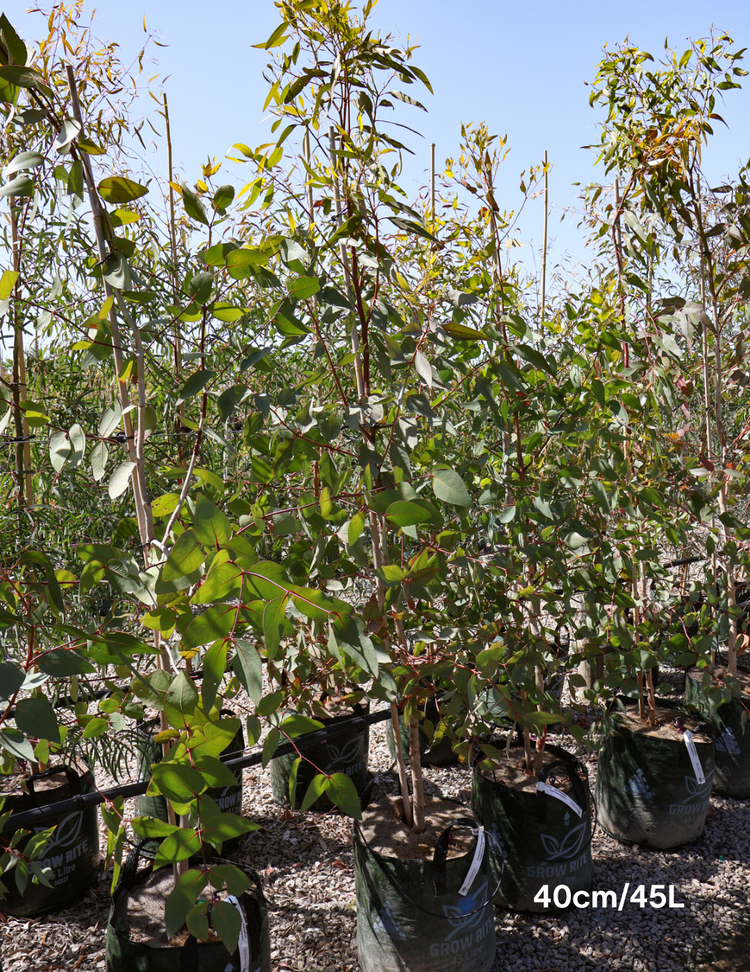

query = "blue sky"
[5,0,750,275]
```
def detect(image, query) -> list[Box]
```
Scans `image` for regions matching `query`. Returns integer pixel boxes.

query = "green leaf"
[391,90,427,111]
[182,605,235,652]
[232,639,263,704]
[108,461,135,499]
[164,672,199,729]
[0,16,28,66]
[0,269,18,299]
[244,561,290,600]
[202,813,257,845]
[150,762,206,803]
[348,510,366,545]
[14,698,59,742]
[98,176,148,204]
[0,661,24,701]
[49,431,72,473]
[201,638,228,712]
[279,714,325,738]
[0,728,35,761]
[165,870,208,938]
[253,22,289,49]
[301,773,328,811]
[289,276,320,299]
[326,772,362,819]
[185,902,209,942]
[90,440,108,481]
[82,717,108,739]
[191,562,243,604]
[181,183,209,225]
[193,495,232,547]
[262,727,280,768]
[176,370,214,405]
[152,492,181,517]
[432,467,471,507]
[192,755,237,790]
[77,136,105,155]
[385,500,431,528]
[333,616,379,677]
[213,184,235,211]
[288,756,301,806]
[0,174,33,198]
[211,900,241,955]
[257,691,284,718]
[375,564,407,586]
[131,816,180,839]
[36,650,94,676]
[262,597,287,660]
[163,529,205,582]
[206,865,251,896]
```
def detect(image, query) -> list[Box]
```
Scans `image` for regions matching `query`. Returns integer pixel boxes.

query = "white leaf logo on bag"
[539,821,588,862]
[716,728,741,755]
[324,735,363,770]
[624,768,652,800]
[36,809,84,851]
[682,774,712,802]
[373,901,406,940]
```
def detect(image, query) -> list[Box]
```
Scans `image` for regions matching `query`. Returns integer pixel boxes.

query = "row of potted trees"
[1,3,750,970]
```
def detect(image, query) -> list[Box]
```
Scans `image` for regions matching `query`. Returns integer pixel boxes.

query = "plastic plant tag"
[537,781,583,817]
[225,894,250,972]
[458,827,485,896]
[683,729,706,784]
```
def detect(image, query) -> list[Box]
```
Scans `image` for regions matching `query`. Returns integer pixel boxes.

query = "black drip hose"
[0,706,394,834]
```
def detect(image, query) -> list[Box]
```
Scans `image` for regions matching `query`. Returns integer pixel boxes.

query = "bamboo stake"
[66,66,154,553]
[614,179,629,367]
[9,198,33,511]
[429,142,435,220]
[328,125,364,399]
[304,128,315,227]
[540,150,548,326]
[163,93,187,468]
[409,715,426,833]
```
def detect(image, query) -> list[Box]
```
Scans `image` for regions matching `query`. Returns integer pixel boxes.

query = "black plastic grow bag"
[271,702,369,810]
[354,814,497,972]
[471,743,592,912]
[106,849,270,972]
[1,763,100,918]
[685,669,750,798]
[595,700,715,849]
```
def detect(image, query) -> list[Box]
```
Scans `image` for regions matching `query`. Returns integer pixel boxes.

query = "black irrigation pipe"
[0,706,393,834]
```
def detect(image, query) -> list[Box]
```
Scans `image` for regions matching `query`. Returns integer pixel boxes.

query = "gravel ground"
[2,712,750,971]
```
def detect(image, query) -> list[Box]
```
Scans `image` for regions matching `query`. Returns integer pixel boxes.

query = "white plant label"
[537,781,584,818]
[683,729,706,784]
[459,827,486,896]
[225,895,250,972]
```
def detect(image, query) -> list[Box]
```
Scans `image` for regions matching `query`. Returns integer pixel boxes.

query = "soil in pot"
[471,742,592,913]
[354,794,496,972]
[106,862,271,972]
[0,760,100,918]
[685,667,750,798]
[271,698,369,810]
[595,701,715,849]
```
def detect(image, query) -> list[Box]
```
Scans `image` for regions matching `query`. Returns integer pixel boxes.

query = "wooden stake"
[540,150,548,325]
[328,125,364,399]
[430,142,435,220]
